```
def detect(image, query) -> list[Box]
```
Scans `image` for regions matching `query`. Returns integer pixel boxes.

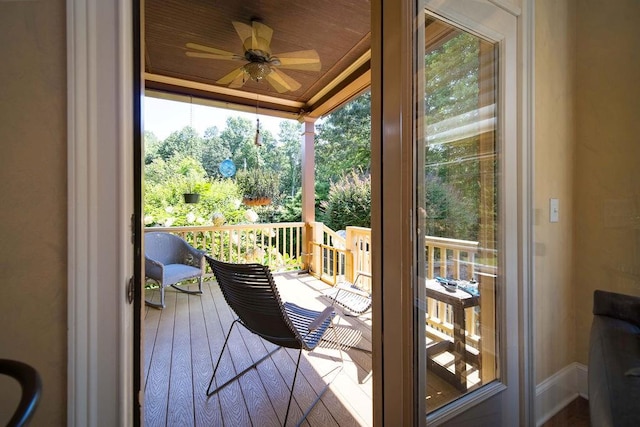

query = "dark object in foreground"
[0,359,42,427]
[589,289,640,427]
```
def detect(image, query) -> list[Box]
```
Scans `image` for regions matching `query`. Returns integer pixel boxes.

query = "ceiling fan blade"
[217,67,247,88]
[266,68,302,93]
[232,21,253,47]
[265,75,288,93]
[186,51,244,61]
[186,43,238,57]
[251,21,273,50]
[274,50,322,71]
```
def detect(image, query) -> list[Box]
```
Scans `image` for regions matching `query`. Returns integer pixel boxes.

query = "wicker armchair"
[145,232,205,308]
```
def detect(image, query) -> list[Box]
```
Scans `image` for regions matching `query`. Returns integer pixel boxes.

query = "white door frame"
[67,0,135,425]
[65,0,533,425]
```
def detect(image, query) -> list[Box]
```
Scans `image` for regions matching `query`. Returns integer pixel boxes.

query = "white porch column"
[301,117,316,271]
[301,117,316,223]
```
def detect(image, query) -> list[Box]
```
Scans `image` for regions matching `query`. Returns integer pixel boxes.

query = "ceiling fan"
[185,20,321,93]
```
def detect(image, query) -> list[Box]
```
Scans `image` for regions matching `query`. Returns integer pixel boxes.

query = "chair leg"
[292,322,345,426]
[284,349,303,426]
[171,280,203,295]
[206,320,282,397]
[293,352,344,426]
[144,280,166,309]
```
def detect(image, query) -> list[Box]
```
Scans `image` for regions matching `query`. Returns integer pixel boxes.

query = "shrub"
[144,155,246,227]
[321,171,371,231]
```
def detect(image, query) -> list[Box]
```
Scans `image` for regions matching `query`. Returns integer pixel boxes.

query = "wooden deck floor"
[143,272,459,426]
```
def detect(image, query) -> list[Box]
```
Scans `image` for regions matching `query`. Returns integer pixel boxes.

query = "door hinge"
[126,276,135,304]
[130,213,136,245]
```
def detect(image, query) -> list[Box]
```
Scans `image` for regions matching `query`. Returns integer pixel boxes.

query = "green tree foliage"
[256,129,283,173]
[424,173,477,240]
[425,33,480,124]
[200,126,232,178]
[144,130,161,164]
[220,117,260,170]
[277,191,303,223]
[424,31,484,241]
[276,121,302,197]
[321,171,371,231]
[314,92,372,219]
[156,126,204,161]
[315,92,371,188]
[143,113,304,228]
[144,154,245,227]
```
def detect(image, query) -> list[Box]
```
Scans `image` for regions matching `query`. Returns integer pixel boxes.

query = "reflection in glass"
[420,15,499,413]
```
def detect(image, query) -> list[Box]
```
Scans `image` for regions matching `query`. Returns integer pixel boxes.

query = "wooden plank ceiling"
[144,0,372,119]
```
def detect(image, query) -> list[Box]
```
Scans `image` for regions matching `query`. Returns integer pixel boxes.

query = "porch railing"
[145,222,482,350]
[423,235,481,349]
[305,224,480,349]
[145,223,305,277]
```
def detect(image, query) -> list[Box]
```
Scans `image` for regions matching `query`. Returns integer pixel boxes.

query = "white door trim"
[67,0,134,425]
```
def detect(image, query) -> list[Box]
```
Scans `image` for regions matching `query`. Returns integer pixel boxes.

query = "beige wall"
[535,0,640,383]
[0,1,67,425]
[572,0,640,364]
[534,0,576,383]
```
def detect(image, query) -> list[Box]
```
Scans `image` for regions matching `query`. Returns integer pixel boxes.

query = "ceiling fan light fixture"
[243,62,271,81]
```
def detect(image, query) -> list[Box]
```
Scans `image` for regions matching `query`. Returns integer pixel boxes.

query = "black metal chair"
[205,256,342,426]
[0,359,42,427]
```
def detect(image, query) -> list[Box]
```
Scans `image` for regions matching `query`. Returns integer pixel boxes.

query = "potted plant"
[236,169,280,206]
[183,192,200,204]
[181,168,203,204]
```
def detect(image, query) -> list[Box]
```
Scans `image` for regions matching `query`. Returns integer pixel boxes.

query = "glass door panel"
[420,14,499,414]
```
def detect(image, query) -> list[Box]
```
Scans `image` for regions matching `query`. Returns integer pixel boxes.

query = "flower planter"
[183,193,200,204]
[242,197,271,206]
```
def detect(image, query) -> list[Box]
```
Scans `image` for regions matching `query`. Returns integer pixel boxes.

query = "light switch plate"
[550,198,559,223]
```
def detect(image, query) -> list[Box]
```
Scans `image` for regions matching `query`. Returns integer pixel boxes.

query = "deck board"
[144,272,462,425]
[144,289,176,426]
[188,287,223,427]
[167,291,195,426]
[208,284,253,426]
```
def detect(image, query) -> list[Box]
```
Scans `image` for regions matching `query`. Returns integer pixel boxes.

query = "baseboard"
[535,362,588,426]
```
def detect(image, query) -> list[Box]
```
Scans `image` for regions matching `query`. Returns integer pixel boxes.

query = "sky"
[143,96,292,140]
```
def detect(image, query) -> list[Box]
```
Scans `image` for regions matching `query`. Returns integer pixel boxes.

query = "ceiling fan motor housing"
[243,37,271,58]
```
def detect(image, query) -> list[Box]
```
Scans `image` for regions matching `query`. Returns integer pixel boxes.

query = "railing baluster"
[453,249,460,278]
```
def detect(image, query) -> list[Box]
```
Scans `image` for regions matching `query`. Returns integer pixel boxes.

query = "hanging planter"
[236,169,279,208]
[180,163,206,204]
[183,193,200,204]
[242,196,272,207]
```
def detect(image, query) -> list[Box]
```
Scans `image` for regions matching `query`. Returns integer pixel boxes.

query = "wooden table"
[425,279,480,392]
